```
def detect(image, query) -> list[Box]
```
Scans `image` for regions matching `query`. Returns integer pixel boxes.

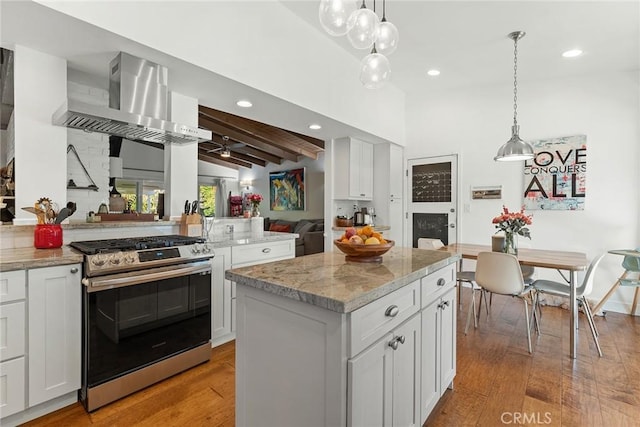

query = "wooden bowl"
[333,239,395,262]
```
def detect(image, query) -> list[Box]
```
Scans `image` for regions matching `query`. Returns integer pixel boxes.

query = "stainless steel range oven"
[70,235,214,412]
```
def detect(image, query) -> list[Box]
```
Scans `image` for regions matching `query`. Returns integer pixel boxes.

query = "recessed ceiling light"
[308,124,322,130]
[236,100,253,108]
[427,69,441,77]
[562,49,583,58]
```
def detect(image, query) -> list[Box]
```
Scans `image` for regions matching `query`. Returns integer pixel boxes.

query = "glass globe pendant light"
[347,1,379,49]
[495,31,534,162]
[375,0,399,55]
[318,0,358,36]
[360,44,391,89]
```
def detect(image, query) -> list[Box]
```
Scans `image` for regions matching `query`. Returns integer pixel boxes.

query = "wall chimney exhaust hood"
[52,52,211,144]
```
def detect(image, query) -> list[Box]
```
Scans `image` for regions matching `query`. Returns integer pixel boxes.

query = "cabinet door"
[348,332,393,427]
[389,144,403,200]
[359,141,374,199]
[388,198,404,246]
[392,314,421,427]
[439,287,456,393]
[0,301,25,361]
[28,264,81,406]
[212,247,232,345]
[0,357,25,417]
[420,297,440,423]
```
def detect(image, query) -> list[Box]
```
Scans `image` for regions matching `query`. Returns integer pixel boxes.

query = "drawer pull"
[437,278,446,286]
[262,248,271,253]
[438,300,450,310]
[388,335,406,350]
[70,267,79,274]
[385,305,399,317]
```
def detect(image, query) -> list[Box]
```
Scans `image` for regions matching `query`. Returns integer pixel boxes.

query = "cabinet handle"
[397,335,406,344]
[439,300,450,310]
[262,248,271,253]
[385,305,399,317]
[437,278,446,287]
[388,339,399,350]
[360,193,365,196]
[70,267,79,274]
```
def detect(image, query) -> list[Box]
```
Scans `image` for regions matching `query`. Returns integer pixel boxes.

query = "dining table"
[441,243,589,359]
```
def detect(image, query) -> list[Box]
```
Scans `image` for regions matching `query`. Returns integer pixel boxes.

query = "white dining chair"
[531,252,606,357]
[473,251,538,353]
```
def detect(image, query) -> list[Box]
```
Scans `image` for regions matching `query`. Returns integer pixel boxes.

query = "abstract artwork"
[269,168,305,211]
[523,135,587,210]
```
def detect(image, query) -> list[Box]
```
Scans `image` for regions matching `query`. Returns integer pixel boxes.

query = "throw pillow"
[269,223,291,233]
[295,221,316,237]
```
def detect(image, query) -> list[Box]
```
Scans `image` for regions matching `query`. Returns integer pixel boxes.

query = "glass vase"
[504,232,518,255]
[251,205,260,217]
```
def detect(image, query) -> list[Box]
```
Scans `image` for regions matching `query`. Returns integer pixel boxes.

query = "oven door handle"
[83,261,212,291]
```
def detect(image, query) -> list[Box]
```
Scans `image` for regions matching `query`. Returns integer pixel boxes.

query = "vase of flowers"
[491,206,532,255]
[248,194,263,217]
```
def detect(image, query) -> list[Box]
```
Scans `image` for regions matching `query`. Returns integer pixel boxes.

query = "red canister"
[34,224,63,249]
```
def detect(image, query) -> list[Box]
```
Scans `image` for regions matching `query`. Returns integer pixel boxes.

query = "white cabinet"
[213,239,296,347]
[211,247,232,347]
[349,314,421,427]
[334,137,374,200]
[420,269,456,422]
[0,270,26,418]
[27,264,81,407]
[374,143,404,246]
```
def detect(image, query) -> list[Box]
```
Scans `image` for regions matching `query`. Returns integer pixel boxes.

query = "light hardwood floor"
[25,290,640,426]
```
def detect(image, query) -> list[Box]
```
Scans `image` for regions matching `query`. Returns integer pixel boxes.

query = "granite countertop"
[225,247,460,313]
[331,225,390,232]
[0,231,297,271]
[207,231,297,248]
[0,246,84,272]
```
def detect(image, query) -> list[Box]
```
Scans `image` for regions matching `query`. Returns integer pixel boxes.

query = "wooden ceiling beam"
[198,151,252,169]
[199,106,322,160]
[203,136,284,165]
[287,130,325,149]
[198,146,266,167]
[199,115,299,162]
[197,153,239,170]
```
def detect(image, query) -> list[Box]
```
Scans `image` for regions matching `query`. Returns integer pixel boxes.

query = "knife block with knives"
[180,200,203,237]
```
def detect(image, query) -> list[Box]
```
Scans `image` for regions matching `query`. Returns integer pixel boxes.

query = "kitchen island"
[226,247,460,427]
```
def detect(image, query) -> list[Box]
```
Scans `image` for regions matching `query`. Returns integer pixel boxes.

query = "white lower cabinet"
[420,286,456,422]
[235,262,457,427]
[28,264,82,407]
[212,239,296,347]
[349,314,421,427]
[0,357,25,417]
[211,247,232,346]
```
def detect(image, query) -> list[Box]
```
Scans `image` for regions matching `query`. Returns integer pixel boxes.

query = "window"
[199,184,216,217]
[114,179,163,213]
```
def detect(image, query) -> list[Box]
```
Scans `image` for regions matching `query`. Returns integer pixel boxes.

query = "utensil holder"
[34,224,63,249]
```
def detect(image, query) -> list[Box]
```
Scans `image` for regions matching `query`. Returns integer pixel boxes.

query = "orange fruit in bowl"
[365,237,380,245]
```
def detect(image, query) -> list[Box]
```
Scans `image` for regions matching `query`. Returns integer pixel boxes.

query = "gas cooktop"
[70,235,206,255]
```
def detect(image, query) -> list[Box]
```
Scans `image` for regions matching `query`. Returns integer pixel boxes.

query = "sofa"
[263,218,325,257]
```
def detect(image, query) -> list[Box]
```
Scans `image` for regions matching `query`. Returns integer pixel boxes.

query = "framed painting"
[269,168,305,211]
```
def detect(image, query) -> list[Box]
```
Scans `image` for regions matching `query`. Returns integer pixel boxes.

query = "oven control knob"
[191,245,201,254]
[124,254,136,264]
[202,245,211,254]
[110,257,121,265]
[92,256,107,267]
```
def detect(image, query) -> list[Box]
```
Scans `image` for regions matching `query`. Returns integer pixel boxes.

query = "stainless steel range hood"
[53,52,211,144]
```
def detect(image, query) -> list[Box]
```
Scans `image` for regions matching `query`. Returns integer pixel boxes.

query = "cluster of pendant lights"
[319,0,399,89]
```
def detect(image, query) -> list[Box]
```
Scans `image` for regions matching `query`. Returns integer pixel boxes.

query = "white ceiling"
[1,1,638,143]
[283,1,639,93]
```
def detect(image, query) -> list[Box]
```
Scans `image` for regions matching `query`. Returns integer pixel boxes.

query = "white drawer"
[0,301,26,362]
[0,270,26,304]
[232,240,295,267]
[0,357,26,418]
[421,264,456,308]
[349,280,420,357]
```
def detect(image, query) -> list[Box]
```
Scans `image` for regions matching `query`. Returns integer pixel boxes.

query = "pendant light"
[347,0,379,49]
[318,0,357,36]
[494,31,534,162]
[360,44,391,89]
[375,0,399,55]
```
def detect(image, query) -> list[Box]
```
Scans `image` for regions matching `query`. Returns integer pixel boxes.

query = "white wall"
[405,71,640,314]
[239,153,325,221]
[13,45,67,224]
[36,0,405,145]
